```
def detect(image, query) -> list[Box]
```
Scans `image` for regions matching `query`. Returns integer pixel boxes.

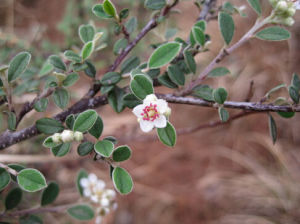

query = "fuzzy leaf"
[112,167,133,195]
[8,52,31,82]
[157,122,176,147]
[255,26,291,41]
[218,12,235,45]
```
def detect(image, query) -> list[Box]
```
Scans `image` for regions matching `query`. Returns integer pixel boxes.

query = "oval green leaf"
[41,182,59,206]
[112,145,132,162]
[145,0,166,10]
[103,0,117,17]
[51,143,71,157]
[94,140,114,157]
[48,55,66,71]
[17,169,47,192]
[167,64,185,86]
[92,4,113,19]
[148,42,181,69]
[73,110,98,132]
[0,168,10,191]
[77,141,94,156]
[255,26,291,41]
[79,25,95,43]
[36,118,64,134]
[88,116,104,139]
[8,52,31,82]
[34,98,48,112]
[100,72,121,85]
[218,12,235,45]
[208,67,230,77]
[81,41,94,61]
[112,167,133,195]
[53,88,69,109]
[130,74,154,100]
[157,121,176,147]
[213,88,228,104]
[5,187,22,210]
[218,107,229,122]
[67,204,94,221]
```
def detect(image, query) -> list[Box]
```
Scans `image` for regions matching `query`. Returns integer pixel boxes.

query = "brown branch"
[0,203,75,218]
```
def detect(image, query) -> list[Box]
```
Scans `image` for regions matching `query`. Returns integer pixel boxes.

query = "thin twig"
[0,162,18,176]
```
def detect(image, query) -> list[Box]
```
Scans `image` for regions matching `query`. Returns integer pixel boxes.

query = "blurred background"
[0,0,300,223]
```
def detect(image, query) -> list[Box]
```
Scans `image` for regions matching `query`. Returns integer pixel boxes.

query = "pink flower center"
[141,103,159,122]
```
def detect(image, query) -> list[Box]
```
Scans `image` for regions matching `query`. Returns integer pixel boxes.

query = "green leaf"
[289,85,299,104]
[265,84,286,99]
[84,61,96,78]
[218,12,235,45]
[218,107,229,122]
[79,25,95,43]
[112,167,133,195]
[268,114,277,144]
[65,114,75,130]
[5,188,22,210]
[8,164,25,182]
[81,41,94,61]
[88,116,104,139]
[119,8,129,20]
[247,0,262,15]
[94,140,114,157]
[192,27,205,46]
[0,168,10,191]
[148,42,181,69]
[39,62,53,77]
[278,111,295,119]
[158,73,178,89]
[8,52,31,82]
[167,64,185,86]
[145,0,166,10]
[113,38,128,55]
[92,4,113,19]
[121,56,140,74]
[76,169,88,196]
[194,20,206,31]
[64,50,82,63]
[52,88,69,109]
[184,50,196,74]
[103,0,117,17]
[213,88,228,104]
[125,17,137,33]
[7,112,16,131]
[112,145,132,162]
[208,67,230,77]
[67,204,94,221]
[157,122,176,147]
[123,93,142,109]
[101,85,114,94]
[73,110,98,132]
[36,118,64,134]
[104,136,118,145]
[100,72,121,85]
[255,26,291,41]
[130,74,154,100]
[291,73,300,91]
[17,169,47,192]
[34,98,48,112]
[43,136,61,148]
[51,143,71,157]
[62,73,79,87]
[108,87,125,113]
[19,215,43,224]
[41,182,59,206]
[77,141,94,156]
[48,55,66,71]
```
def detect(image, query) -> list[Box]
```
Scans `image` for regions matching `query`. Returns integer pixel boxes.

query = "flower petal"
[143,94,157,104]
[139,120,154,132]
[88,173,98,183]
[132,104,145,118]
[154,115,167,128]
[156,99,168,114]
[80,178,89,188]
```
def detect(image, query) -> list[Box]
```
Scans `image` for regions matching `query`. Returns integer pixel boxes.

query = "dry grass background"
[0,0,300,223]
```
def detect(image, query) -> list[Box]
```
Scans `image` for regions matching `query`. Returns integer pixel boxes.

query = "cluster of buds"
[80,173,117,224]
[51,130,83,144]
[269,0,298,26]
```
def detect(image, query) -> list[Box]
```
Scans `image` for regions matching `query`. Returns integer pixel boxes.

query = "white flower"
[74,131,84,142]
[60,130,74,142]
[95,216,103,224]
[52,133,62,144]
[103,189,116,200]
[132,94,170,132]
[100,198,110,207]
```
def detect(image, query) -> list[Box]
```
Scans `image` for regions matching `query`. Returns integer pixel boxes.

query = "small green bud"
[282,17,295,26]
[286,7,296,16]
[164,107,172,117]
[74,131,84,142]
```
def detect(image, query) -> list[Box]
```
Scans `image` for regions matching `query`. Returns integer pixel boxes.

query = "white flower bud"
[276,1,288,12]
[74,131,84,142]
[100,198,110,207]
[52,133,62,144]
[282,17,295,26]
[103,189,116,199]
[286,7,296,16]
[95,216,103,224]
[164,107,172,117]
[144,94,157,102]
[60,130,74,143]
